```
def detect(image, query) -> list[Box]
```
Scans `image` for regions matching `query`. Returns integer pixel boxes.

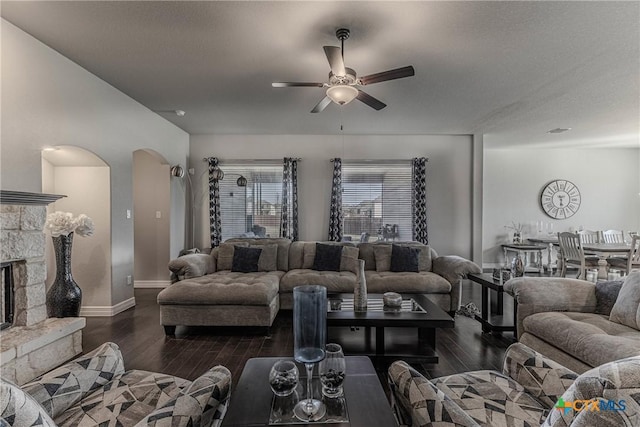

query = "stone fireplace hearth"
[0,190,85,385]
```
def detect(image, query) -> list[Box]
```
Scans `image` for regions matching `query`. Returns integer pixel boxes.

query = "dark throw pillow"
[594,280,624,315]
[312,243,343,271]
[390,245,420,273]
[231,246,262,273]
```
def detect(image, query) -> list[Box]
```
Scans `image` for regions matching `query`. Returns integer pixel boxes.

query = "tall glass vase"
[46,233,82,317]
[293,285,327,421]
[353,259,367,311]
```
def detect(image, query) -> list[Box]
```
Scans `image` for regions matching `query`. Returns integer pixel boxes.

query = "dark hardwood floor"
[83,280,515,388]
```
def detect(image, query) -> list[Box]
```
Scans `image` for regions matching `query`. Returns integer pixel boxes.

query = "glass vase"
[269,360,299,397]
[293,285,327,421]
[319,343,346,398]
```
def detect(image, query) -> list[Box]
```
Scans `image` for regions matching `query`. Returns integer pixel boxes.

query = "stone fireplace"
[0,190,85,385]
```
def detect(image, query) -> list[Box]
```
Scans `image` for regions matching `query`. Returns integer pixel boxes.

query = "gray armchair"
[504,275,640,373]
[1,342,231,427]
[388,342,640,426]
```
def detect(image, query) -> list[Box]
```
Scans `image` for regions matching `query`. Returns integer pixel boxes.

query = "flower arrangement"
[504,221,524,243]
[504,221,524,233]
[45,211,95,237]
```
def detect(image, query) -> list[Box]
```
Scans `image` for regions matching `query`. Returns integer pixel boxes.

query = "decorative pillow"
[390,244,420,272]
[312,243,343,271]
[0,379,57,427]
[339,246,360,274]
[609,271,640,329]
[594,280,624,315]
[231,246,262,273]
[251,244,278,272]
[373,245,393,272]
[216,242,248,271]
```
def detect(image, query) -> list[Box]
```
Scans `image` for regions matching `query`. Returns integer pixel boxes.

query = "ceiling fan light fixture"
[326,85,358,105]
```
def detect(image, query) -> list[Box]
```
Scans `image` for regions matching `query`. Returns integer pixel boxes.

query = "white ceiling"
[2,1,639,148]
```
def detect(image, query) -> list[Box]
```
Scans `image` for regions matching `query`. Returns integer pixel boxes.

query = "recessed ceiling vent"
[547,128,572,134]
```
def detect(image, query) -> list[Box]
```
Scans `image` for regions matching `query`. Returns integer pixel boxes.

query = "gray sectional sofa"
[158,238,480,335]
[505,271,640,373]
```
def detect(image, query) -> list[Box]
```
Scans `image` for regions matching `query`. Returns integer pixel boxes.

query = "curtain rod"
[329,158,429,163]
[202,158,302,162]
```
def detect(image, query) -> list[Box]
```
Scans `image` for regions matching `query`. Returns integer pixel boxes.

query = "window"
[342,161,413,242]
[219,161,283,241]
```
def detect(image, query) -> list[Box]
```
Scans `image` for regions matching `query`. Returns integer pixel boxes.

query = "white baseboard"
[80,297,136,317]
[134,280,171,289]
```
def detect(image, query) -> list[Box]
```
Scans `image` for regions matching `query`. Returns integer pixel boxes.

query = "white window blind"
[219,161,283,241]
[342,160,413,242]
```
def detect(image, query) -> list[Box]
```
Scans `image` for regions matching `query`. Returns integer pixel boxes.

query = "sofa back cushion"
[222,238,291,271]
[361,242,432,272]
[609,271,640,329]
[288,241,358,274]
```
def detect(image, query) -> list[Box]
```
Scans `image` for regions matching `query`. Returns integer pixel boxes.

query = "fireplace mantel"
[0,190,65,206]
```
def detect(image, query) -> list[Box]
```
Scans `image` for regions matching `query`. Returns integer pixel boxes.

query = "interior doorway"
[132,149,171,288]
[41,145,111,314]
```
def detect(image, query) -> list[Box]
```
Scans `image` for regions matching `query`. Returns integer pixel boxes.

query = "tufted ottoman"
[157,271,283,335]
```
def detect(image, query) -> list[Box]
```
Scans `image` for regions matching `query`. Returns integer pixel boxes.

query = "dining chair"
[607,235,640,275]
[601,229,625,243]
[577,229,600,244]
[557,232,599,279]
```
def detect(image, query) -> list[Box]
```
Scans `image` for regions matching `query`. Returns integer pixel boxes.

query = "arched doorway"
[132,149,171,288]
[41,145,111,315]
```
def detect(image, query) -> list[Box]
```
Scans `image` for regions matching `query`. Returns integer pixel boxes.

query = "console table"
[222,356,397,427]
[502,243,546,274]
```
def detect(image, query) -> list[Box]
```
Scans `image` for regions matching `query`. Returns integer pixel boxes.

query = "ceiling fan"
[272,28,415,113]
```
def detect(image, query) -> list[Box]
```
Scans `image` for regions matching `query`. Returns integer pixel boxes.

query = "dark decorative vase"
[46,233,82,317]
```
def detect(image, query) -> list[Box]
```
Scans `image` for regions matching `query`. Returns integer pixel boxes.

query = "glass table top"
[327,297,426,313]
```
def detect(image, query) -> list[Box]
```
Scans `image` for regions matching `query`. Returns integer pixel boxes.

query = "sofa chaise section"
[160,237,290,334]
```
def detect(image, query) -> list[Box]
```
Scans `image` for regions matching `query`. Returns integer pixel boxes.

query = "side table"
[467,272,516,334]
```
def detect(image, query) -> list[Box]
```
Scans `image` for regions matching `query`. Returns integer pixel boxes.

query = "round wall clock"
[540,179,581,219]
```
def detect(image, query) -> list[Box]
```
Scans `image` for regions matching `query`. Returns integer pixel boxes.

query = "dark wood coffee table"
[326,293,454,363]
[222,356,397,427]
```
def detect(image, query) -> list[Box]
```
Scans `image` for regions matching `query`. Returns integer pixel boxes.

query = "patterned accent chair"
[388,342,640,426]
[0,342,231,427]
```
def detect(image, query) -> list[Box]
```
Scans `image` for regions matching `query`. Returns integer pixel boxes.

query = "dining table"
[527,236,559,272]
[580,242,631,279]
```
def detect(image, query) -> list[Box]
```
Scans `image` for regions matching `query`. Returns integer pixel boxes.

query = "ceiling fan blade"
[323,46,346,77]
[272,82,324,88]
[356,90,386,111]
[359,66,415,85]
[311,96,332,113]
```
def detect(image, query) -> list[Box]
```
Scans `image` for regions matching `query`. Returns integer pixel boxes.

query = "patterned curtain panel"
[207,157,222,247]
[328,158,343,241]
[280,157,299,241]
[412,157,428,244]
